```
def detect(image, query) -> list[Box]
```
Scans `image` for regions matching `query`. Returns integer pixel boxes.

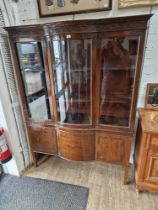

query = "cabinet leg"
[136,189,140,194]
[32,152,38,167]
[124,164,129,185]
[136,185,142,194]
[123,139,131,185]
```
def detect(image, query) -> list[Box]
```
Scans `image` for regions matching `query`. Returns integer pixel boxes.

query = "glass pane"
[16,42,51,120]
[100,36,139,127]
[17,42,42,69]
[52,38,92,124]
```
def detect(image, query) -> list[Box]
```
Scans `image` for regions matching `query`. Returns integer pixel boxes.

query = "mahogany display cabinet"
[5,14,151,184]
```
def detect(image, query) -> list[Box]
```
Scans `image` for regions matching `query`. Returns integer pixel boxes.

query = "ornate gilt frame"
[119,0,158,9]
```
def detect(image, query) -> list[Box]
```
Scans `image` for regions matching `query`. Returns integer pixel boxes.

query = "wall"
[14,0,158,107]
[0,1,32,176]
[0,2,30,175]
[138,7,158,107]
[0,99,19,175]
[0,52,25,174]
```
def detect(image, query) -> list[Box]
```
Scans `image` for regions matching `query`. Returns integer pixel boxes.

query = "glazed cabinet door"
[15,41,56,158]
[51,34,93,125]
[98,34,141,128]
[16,41,51,121]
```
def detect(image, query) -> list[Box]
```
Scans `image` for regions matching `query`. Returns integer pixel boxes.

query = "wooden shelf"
[26,88,45,98]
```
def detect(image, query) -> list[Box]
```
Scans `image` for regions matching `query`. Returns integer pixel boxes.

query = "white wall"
[138,7,158,107]
[0,99,19,176]
[0,55,25,174]
[13,0,158,107]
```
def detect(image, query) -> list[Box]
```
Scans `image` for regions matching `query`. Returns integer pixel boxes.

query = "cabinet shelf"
[56,99,90,103]
[105,68,131,71]
[57,110,90,115]
[101,98,131,104]
[26,88,45,98]
[66,69,91,72]
[21,68,43,72]
[54,69,91,73]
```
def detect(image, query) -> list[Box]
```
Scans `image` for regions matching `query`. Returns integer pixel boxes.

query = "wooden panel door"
[96,133,125,164]
[28,126,57,154]
[144,154,158,184]
[144,134,158,184]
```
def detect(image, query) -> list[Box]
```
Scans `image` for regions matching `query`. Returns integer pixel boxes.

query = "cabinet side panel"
[135,122,149,183]
[134,120,142,169]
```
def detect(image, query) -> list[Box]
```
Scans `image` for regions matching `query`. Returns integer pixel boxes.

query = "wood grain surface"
[23,157,158,210]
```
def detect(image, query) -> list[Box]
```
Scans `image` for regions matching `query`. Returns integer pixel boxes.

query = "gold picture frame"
[144,83,158,109]
[119,0,158,9]
[37,0,112,17]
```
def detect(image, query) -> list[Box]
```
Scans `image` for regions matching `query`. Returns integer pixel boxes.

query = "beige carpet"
[23,157,158,210]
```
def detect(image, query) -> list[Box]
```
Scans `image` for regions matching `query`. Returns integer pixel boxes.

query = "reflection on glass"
[28,95,48,120]
[21,70,43,95]
[17,42,42,70]
[100,36,139,126]
[16,42,51,120]
[52,39,92,124]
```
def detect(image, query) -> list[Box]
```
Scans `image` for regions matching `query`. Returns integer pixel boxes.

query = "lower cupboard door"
[144,151,158,184]
[28,126,57,154]
[58,131,95,161]
[96,133,127,164]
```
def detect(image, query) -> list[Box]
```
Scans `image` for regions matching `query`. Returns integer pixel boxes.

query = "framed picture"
[119,0,158,9]
[144,83,158,109]
[37,0,112,17]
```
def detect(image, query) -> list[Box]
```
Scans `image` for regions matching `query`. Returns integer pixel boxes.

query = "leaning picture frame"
[119,0,158,9]
[37,0,112,17]
[144,83,158,109]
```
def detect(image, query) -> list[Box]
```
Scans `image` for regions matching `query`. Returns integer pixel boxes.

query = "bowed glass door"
[16,42,51,120]
[99,36,140,127]
[52,36,92,124]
